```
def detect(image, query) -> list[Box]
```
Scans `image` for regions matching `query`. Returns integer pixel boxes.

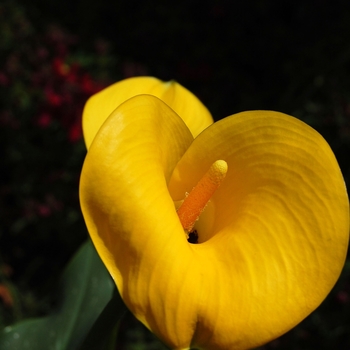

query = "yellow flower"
[79,77,349,350]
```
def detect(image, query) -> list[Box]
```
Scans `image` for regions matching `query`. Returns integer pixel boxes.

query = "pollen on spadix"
[177,160,228,235]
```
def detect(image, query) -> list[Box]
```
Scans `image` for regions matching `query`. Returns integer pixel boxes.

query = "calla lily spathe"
[80,77,349,350]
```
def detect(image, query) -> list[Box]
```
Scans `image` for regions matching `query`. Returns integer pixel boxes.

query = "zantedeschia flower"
[79,77,349,350]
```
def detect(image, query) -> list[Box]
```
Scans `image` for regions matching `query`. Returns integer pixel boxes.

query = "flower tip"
[209,160,228,184]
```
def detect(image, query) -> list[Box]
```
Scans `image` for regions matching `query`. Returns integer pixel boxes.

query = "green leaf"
[0,240,115,350]
[78,291,127,350]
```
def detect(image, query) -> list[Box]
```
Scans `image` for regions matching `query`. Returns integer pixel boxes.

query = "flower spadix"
[177,160,228,236]
[80,77,349,350]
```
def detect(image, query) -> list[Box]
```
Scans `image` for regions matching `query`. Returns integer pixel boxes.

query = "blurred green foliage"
[1,0,350,349]
[0,241,114,350]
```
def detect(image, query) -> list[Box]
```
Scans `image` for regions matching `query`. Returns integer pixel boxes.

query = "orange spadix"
[177,160,228,234]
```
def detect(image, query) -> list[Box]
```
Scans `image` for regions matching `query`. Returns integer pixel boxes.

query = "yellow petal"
[169,110,349,349]
[82,76,213,148]
[80,95,199,348]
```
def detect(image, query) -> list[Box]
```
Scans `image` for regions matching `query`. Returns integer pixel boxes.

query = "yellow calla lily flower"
[80,77,349,350]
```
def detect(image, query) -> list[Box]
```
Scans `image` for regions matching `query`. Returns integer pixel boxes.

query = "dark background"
[1,0,349,349]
